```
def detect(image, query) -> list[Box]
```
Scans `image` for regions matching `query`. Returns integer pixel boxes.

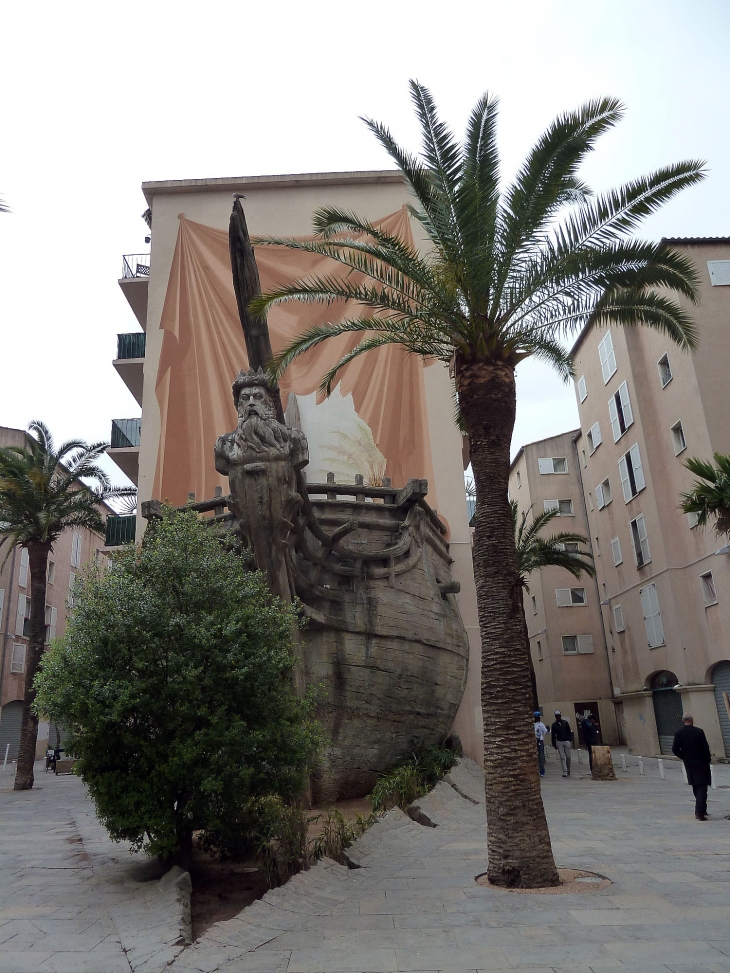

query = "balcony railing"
[111,418,141,449]
[121,253,150,279]
[116,332,146,360]
[105,515,136,547]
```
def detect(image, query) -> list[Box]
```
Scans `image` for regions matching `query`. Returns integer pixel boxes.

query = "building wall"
[509,431,617,744]
[0,426,109,758]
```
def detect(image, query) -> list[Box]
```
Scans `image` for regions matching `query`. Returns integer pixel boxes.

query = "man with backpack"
[551,711,574,777]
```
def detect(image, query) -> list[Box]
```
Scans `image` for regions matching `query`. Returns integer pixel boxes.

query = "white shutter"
[18,548,29,588]
[708,260,730,286]
[588,421,602,452]
[71,533,82,569]
[618,382,633,428]
[599,332,617,383]
[618,455,632,502]
[577,635,595,654]
[577,376,587,402]
[10,643,26,673]
[48,606,57,642]
[15,594,27,637]
[611,536,623,565]
[608,395,620,442]
[68,573,76,607]
[613,605,625,632]
[538,458,553,474]
[544,499,559,513]
[640,584,664,648]
[596,483,605,509]
[0,588,4,629]
[687,511,700,528]
[556,588,572,607]
[629,444,645,492]
[635,514,651,564]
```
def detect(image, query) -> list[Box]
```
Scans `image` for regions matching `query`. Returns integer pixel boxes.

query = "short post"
[638,756,644,776]
[681,762,688,784]
[576,748,582,764]
[711,765,717,790]
[355,473,365,503]
[620,753,627,772]
[326,472,336,501]
[2,744,8,769]
[658,758,665,780]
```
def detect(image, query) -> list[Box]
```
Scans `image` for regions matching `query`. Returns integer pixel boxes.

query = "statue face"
[238,385,276,421]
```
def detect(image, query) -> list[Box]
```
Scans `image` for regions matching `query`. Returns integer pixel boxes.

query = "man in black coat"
[672,713,712,820]
[580,714,600,771]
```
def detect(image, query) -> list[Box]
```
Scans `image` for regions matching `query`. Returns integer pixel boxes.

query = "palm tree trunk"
[14,542,51,791]
[457,357,559,888]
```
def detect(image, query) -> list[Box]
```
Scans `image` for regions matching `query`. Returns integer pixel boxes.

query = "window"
[45,605,57,644]
[531,595,537,615]
[700,571,717,607]
[562,635,595,655]
[596,478,612,509]
[15,594,31,638]
[577,375,588,402]
[657,354,672,388]
[563,541,580,553]
[10,643,26,674]
[630,514,651,567]
[613,604,626,632]
[71,533,82,569]
[687,511,700,529]
[68,573,77,607]
[708,260,730,286]
[598,332,617,383]
[516,469,521,488]
[544,499,574,516]
[640,583,665,647]
[538,457,567,474]
[619,444,646,501]
[47,560,55,585]
[556,587,587,607]
[587,422,602,454]
[608,382,634,442]
[611,536,623,566]
[18,548,29,588]
[671,421,686,455]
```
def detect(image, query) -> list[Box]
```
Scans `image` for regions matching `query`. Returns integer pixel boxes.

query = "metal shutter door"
[0,700,24,761]
[712,661,730,758]
[652,689,684,755]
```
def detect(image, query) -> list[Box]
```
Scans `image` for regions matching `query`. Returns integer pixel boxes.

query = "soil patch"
[190,796,374,940]
[476,867,611,894]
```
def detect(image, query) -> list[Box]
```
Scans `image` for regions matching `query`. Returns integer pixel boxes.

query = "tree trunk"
[457,357,559,888]
[14,542,51,791]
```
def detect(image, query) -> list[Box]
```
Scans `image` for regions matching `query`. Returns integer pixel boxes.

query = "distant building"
[0,426,110,760]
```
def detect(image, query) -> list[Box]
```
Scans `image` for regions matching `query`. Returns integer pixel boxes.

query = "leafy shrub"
[371,743,459,814]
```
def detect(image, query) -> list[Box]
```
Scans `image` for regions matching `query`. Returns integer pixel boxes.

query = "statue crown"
[231,367,279,404]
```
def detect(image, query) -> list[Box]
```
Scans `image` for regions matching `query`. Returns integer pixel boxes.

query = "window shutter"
[618,455,632,502]
[611,536,623,565]
[635,514,650,564]
[15,594,27,637]
[596,483,605,509]
[608,395,620,442]
[629,444,645,492]
[544,499,559,513]
[708,260,730,286]
[71,533,82,569]
[49,606,57,642]
[640,584,664,647]
[590,422,602,449]
[618,382,633,427]
[613,605,625,632]
[599,333,616,383]
[10,643,26,674]
[538,458,553,474]
[18,548,29,588]
[556,588,572,607]
[577,376,587,402]
[577,635,595,654]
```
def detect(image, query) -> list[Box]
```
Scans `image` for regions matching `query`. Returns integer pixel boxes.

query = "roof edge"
[510,428,582,472]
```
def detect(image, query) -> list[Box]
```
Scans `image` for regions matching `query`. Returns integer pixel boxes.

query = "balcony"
[108,418,141,484]
[113,332,145,406]
[105,515,136,548]
[118,253,150,329]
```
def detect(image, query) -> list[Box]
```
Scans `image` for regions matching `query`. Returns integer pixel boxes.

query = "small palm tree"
[680,453,730,537]
[0,421,135,790]
[514,502,595,588]
[252,83,704,886]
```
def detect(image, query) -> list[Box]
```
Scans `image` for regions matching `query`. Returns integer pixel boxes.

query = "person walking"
[534,711,548,777]
[672,713,712,821]
[580,714,600,772]
[551,711,574,777]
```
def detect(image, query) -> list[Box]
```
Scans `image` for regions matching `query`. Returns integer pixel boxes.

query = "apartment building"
[0,426,110,760]
[519,239,730,759]
[109,171,484,764]
[509,432,618,745]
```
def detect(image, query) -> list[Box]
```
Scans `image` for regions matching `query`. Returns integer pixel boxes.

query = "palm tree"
[680,454,730,537]
[514,502,595,588]
[0,421,135,790]
[252,83,704,886]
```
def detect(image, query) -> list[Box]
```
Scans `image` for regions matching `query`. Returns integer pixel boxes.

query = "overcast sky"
[1,1,728,486]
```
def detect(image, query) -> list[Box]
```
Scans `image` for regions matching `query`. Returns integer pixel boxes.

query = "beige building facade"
[111,171,484,764]
[0,426,110,760]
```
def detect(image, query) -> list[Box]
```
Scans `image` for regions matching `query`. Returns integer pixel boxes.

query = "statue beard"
[236,413,291,453]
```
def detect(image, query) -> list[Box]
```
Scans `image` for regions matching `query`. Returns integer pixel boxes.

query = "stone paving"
[2,749,730,973]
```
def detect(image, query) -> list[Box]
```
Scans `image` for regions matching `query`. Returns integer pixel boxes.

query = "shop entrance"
[650,671,683,754]
[712,661,730,758]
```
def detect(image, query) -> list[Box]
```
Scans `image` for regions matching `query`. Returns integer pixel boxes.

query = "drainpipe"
[571,434,616,701]
[0,545,19,709]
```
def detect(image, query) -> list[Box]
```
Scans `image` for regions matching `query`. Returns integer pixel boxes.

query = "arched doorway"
[711,661,730,758]
[649,671,683,755]
[0,700,24,761]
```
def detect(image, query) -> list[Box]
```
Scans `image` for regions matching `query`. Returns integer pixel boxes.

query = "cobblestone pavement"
[2,750,730,973]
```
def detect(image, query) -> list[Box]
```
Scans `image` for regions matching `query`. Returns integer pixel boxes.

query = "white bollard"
[658,758,665,780]
[711,765,717,790]
[638,756,644,776]
[681,763,688,784]
[577,748,582,764]
[620,753,627,772]
[2,744,8,770]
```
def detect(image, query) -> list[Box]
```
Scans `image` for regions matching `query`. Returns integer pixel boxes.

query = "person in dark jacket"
[672,713,712,820]
[580,714,600,771]
[551,711,574,777]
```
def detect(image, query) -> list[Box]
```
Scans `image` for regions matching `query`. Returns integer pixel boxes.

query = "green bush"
[34,509,320,866]
[370,743,459,814]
